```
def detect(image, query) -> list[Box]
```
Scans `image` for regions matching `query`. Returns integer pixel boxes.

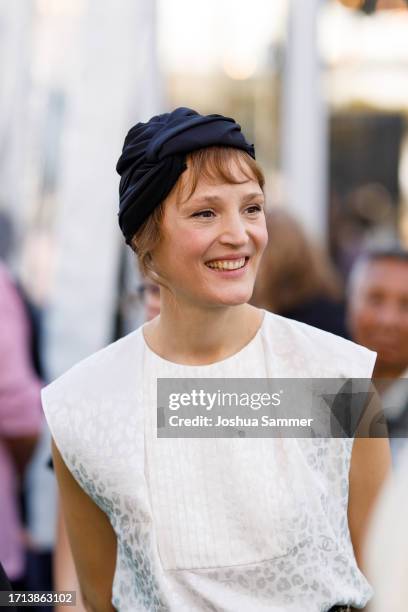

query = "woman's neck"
[143,299,263,366]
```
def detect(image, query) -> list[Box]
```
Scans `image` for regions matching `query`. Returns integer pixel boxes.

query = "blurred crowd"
[1,205,408,611]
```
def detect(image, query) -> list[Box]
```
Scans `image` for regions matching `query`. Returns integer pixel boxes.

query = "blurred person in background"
[252,208,348,338]
[0,211,55,608]
[0,210,14,263]
[24,427,57,608]
[0,211,43,376]
[0,560,16,610]
[1,560,13,589]
[346,247,408,464]
[364,443,408,612]
[137,278,161,322]
[0,259,43,591]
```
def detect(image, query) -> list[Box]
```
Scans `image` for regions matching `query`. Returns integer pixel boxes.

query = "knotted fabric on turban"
[116,107,255,244]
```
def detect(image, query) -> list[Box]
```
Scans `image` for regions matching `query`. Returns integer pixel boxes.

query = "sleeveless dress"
[41,311,377,611]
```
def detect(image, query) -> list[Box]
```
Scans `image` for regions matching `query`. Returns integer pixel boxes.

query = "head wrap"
[116,107,255,244]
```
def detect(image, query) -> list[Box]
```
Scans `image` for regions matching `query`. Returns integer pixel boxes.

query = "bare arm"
[54,504,87,612]
[51,440,117,612]
[348,431,392,569]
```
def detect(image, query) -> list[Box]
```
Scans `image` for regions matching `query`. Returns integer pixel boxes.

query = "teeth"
[206,257,246,270]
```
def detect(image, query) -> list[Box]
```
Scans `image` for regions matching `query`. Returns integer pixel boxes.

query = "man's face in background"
[347,257,408,374]
[144,281,161,322]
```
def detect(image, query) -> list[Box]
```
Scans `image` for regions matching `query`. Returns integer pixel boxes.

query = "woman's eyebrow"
[242,192,265,202]
[189,195,222,205]
[187,192,264,207]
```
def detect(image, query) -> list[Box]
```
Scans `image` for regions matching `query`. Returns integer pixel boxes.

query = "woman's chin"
[206,288,253,307]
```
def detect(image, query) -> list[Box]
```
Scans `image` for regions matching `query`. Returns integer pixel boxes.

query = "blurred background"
[1,0,408,608]
[1,0,408,369]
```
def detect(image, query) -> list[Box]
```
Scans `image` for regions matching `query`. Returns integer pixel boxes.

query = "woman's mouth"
[205,257,248,271]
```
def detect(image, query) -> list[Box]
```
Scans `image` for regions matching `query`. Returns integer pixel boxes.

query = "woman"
[42,108,390,612]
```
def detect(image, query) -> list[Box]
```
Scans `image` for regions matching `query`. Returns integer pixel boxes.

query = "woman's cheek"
[256,224,269,254]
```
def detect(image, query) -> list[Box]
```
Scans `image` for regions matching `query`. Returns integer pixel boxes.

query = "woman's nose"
[218,213,249,246]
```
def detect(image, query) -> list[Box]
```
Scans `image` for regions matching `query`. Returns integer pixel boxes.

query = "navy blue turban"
[116,107,255,244]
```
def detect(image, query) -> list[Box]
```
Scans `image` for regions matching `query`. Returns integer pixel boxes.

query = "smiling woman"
[41,107,391,612]
[146,150,267,318]
[130,145,265,291]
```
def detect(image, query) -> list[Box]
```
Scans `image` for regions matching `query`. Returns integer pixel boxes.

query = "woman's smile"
[204,256,250,277]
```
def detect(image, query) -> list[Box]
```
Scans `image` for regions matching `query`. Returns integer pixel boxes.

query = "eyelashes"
[191,204,264,219]
[192,210,215,218]
[246,205,263,214]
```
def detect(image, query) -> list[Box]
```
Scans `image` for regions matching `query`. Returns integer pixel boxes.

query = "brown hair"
[131,146,265,280]
[252,208,343,312]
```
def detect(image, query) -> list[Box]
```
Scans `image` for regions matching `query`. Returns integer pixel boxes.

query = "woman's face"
[152,161,268,308]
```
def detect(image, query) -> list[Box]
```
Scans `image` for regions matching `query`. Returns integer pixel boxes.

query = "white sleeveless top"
[42,311,377,612]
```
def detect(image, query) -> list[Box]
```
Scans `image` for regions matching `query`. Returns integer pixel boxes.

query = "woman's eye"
[192,210,215,218]
[246,204,263,214]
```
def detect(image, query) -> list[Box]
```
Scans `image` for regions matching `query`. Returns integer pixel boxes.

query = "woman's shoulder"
[42,325,144,407]
[262,310,377,378]
[41,325,146,472]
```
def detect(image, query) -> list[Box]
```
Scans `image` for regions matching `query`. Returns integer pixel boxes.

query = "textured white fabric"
[42,311,377,611]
